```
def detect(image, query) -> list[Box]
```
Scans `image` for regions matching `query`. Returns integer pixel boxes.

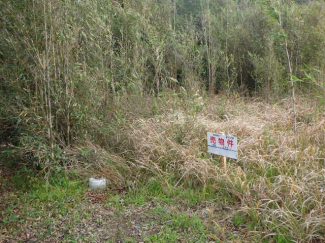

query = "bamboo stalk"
[279,13,297,160]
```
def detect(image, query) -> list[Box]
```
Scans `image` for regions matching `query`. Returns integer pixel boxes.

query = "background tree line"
[0,0,324,171]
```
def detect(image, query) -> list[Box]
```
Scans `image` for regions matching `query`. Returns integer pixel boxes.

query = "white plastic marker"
[207,132,238,169]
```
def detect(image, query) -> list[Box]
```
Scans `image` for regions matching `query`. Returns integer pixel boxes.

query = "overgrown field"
[1,0,325,242]
[1,95,324,242]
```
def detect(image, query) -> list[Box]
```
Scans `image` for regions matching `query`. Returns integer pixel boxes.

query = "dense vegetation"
[1,0,324,170]
[0,0,324,242]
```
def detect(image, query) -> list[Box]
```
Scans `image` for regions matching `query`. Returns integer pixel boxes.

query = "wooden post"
[221,156,227,170]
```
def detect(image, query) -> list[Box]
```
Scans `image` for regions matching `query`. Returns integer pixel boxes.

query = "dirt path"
[0,166,250,242]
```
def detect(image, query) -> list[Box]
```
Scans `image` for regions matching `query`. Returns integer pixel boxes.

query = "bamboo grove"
[1,0,324,171]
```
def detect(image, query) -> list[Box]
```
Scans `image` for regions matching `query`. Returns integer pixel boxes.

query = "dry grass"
[64,141,130,187]
[1,92,324,242]
[113,94,324,242]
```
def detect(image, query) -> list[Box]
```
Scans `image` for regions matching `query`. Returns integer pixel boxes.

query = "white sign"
[207,132,238,159]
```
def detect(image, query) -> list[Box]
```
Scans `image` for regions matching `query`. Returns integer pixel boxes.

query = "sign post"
[221,156,227,170]
[207,132,238,169]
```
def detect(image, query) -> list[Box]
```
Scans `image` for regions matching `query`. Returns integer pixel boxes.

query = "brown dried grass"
[118,95,324,242]
[66,141,130,187]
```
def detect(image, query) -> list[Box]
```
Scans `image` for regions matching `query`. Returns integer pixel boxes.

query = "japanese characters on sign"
[207,132,238,159]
